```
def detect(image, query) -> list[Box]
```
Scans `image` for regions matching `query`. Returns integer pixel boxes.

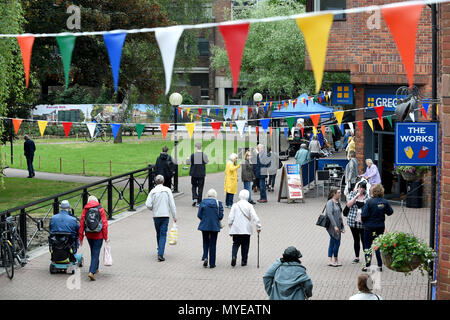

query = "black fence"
[0,165,156,252]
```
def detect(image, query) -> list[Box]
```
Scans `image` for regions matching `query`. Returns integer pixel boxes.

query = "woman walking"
[228,189,261,267]
[197,189,224,269]
[345,181,370,264]
[349,274,382,300]
[241,151,256,204]
[79,195,109,281]
[326,188,345,267]
[361,184,393,271]
[224,153,240,208]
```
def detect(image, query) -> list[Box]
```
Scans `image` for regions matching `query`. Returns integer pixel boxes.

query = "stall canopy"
[270,93,334,119]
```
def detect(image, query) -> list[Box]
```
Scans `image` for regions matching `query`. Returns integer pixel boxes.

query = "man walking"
[24,135,36,178]
[187,142,209,207]
[257,144,270,203]
[154,146,176,189]
[146,175,177,262]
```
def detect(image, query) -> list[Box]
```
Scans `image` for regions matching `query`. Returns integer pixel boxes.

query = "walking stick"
[257,231,260,268]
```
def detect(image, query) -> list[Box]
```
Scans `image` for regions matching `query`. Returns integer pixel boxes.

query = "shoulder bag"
[216,200,224,229]
[316,204,330,228]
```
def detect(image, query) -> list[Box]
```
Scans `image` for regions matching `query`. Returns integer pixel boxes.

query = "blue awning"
[271,93,334,119]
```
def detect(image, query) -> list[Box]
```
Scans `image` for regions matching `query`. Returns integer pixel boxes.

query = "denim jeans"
[243,181,252,202]
[87,238,103,274]
[328,235,341,258]
[153,217,169,256]
[26,155,34,176]
[232,235,250,264]
[226,193,234,207]
[202,231,218,267]
[259,175,267,200]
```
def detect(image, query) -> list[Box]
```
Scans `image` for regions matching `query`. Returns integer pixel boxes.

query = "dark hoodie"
[155,152,175,178]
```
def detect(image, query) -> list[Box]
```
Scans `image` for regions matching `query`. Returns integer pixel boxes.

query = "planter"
[381,251,422,273]
[400,171,423,182]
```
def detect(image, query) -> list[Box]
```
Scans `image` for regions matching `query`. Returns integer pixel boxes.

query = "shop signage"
[278,164,304,203]
[332,84,353,105]
[366,93,407,112]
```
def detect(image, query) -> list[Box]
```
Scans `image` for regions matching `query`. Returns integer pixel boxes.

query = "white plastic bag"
[168,223,178,245]
[103,241,113,266]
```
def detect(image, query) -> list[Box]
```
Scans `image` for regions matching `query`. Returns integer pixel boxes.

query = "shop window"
[198,38,210,56]
[313,0,346,21]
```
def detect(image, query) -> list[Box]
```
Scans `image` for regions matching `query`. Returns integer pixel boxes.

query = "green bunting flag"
[136,124,145,139]
[286,117,296,131]
[387,115,393,127]
[330,125,335,136]
[56,35,76,89]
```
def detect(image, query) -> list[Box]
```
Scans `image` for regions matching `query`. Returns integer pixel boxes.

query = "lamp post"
[169,92,183,193]
[253,93,263,144]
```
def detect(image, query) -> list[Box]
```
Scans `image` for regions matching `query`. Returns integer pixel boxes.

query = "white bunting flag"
[409,112,415,122]
[235,120,247,137]
[86,123,97,138]
[207,108,211,116]
[155,26,184,95]
[348,122,354,134]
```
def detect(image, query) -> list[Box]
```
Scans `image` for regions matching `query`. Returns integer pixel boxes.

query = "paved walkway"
[0,162,430,300]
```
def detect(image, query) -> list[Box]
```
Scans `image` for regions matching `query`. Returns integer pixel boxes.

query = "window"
[198,38,210,56]
[313,0,346,21]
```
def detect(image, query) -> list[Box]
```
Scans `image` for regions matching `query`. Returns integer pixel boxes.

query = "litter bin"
[406,181,423,208]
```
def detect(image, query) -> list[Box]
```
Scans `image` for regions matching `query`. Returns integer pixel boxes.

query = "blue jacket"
[361,197,393,229]
[197,198,224,232]
[49,210,79,249]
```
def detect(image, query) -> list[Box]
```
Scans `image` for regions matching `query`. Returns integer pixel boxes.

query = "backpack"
[85,205,103,233]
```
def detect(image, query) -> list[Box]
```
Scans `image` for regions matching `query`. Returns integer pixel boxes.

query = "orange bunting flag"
[269,127,273,137]
[421,107,428,120]
[62,122,72,137]
[378,117,384,130]
[12,119,23,134]
[321,125,326,135]
[17,36,35,88]
[310,114,320,129]
[160,123,170,139]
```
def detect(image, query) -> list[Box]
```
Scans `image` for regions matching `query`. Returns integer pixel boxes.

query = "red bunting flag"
[17,36,35,88]
[421,107,428,120]
[198,108,202,116]
[232,108,236,117]
[160,123,170,139]
[293,100,296,108]
[278,103,281,111]
[196,115,199,121]
[375,106,384,120]
[256,126,259,136]
[211,122,222,138]
[62,122,72,137]
[382,4,424,88]
[310,114,320,128]
[301,127,304,137]
[248,107,252,115]
[219,23,250,95]
[357,121,363,133]
[12,119,23,134]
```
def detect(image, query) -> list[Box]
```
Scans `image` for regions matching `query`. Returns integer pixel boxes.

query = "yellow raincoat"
[224,160,241,195]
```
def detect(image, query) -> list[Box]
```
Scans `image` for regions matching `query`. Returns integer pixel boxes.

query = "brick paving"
[0,161,430,300]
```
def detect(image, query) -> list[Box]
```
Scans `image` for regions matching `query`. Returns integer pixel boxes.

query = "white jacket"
[228,200,261,235]
[146,184,177,219]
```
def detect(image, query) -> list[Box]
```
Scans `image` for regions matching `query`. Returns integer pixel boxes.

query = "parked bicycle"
[85,124,112,142]
[1,216,27,279]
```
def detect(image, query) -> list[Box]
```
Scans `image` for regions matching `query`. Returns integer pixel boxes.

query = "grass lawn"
[1,136,249,177]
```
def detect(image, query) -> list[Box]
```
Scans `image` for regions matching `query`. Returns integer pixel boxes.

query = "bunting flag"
[409,112,416,122]
[256,126,259,136]
[103,33,127,92]
[378,117,384,130]
[229,122,233,131]
[240,107,244,116]
[329,125,335,136]
[348,122,354,134]
[334,111,344,127]
[284,128,288,138]
[218,23,250,95]
[381,4,424,88]
[367,119,374,132]
[37,120,48,136]
[269,127,273,137]
[374,105,384,120]
[207,108,210,116]
[387,115,393,127]
[198,108,202,116]
[421,107,428,120]
[235,120,246,137]
[86,123,97,138]
[56,35,76,89]
[310,114,320,128]
[185,122,195,139]
[320,125,326,135]
[357,121,363,133]
[62,122,72,137]
[12,119,23,134]
[286,117,296,131]
[216,108,220,116]
[248,107,252,116]
[210,122,221,138]
[17,36,35,88]
[422,100,430,114]
[111,123,121,140]
[312,126,317,137]
[186,107,191,114]
[341,124,345,133]
[155,26,184,94]
[301,127,304,137]
[296,14,333,93]
[260,119,270,133]
[190,113,194,122]
[160,123,170,139]
[136,123,145,139]
[232,108,236,117]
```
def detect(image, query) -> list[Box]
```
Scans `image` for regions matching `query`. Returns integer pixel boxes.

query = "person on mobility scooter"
[48,200,83,274]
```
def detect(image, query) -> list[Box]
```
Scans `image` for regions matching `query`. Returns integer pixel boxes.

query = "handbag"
[316,205,330,228]
[103,241,113,266]
[343,205,350,217]
[216,200,225,229]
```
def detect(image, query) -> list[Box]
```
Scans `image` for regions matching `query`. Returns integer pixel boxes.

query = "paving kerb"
[0,164,429,300]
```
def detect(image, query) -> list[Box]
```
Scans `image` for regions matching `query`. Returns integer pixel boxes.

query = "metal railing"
[0,165,156,252]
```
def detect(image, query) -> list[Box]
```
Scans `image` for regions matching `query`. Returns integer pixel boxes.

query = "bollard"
[60,157,62,174]
[110,160,112,176]
[83,159,86,175]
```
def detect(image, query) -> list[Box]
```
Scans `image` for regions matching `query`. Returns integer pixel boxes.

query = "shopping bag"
[103,241,113,266]
[168,223,178,245]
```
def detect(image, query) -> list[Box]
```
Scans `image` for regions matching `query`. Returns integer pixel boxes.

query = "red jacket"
[79,200,108,242]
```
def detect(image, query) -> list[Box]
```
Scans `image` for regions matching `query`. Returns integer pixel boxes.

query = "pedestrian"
[361,184,393,272]
[241,150,256,205]
[294,143,311,167]
[24,135,36,178]
[154,146,176,189]
[224,153,241,208]
[49,200,79,256]
[309,135,321,167]
[345,181,370,265]
[197,189,224,269]
[362,159,381,186]
[346,132,356,160]
[345,150,359,194]
[349,274,382,300]
[343,130,351,150]
[145,175,177,262]
[266,147,279,192]
[263,246,313,300]
[186,142,209,207]
[257,144,270,203]
[326,188,345,267]
[251,147,260,193]
[79,196,109,281]
[228,189,262,267]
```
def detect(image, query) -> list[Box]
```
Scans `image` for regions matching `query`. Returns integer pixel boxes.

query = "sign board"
[278,164,304,203]
[395,122,438,166]
[332,84,353,105]
[366,93,407,112]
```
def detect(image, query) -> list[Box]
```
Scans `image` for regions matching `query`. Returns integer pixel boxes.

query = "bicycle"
[85,123,112,142]
[0,216,27,279]
[1,224,14,279]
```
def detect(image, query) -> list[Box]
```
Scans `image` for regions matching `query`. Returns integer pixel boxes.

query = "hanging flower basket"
[400,171,423,182]
[394,166,430,182]
[381,252,422,273]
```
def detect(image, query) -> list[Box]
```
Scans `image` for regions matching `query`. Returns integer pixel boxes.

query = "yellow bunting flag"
[190,113,194,122]
[334,111,344,127]
[296,14,334,93]
[37,120,48,136]
[186,108,191,114]
[312,126,318,137]
[185,123,195,139]
[367,119,374,132]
